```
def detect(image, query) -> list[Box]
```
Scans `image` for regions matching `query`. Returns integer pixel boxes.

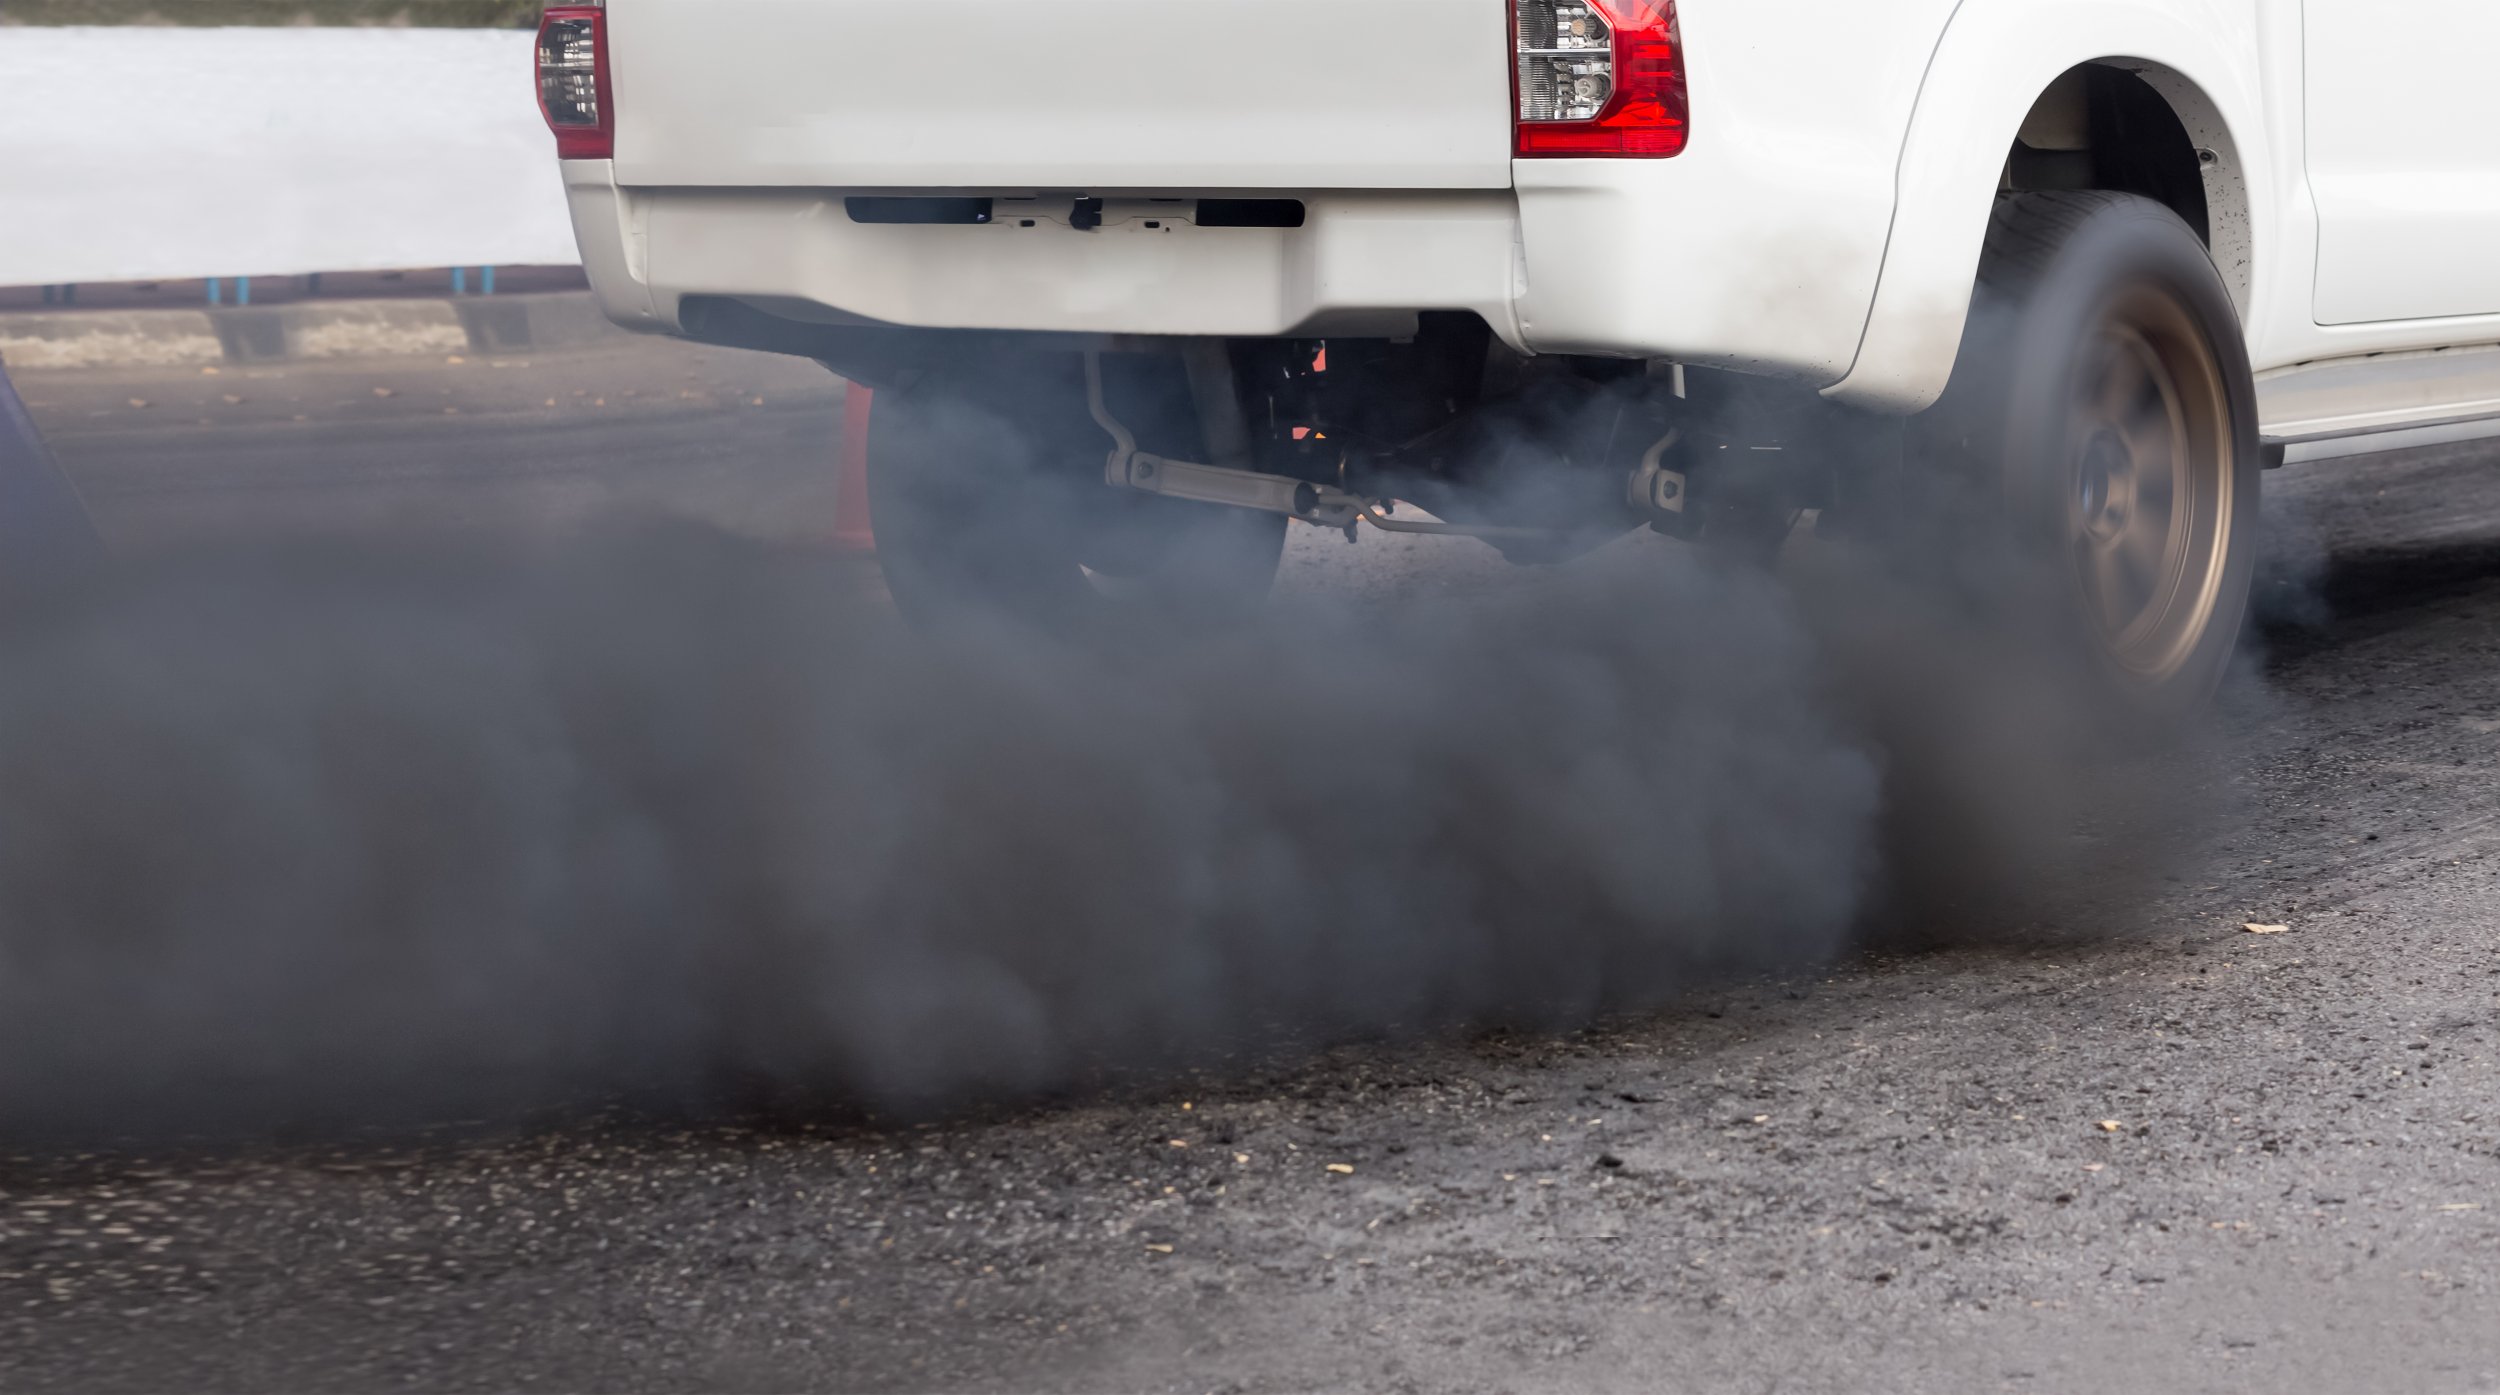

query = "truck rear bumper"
[562,162,1527,350]
[562,150,1892,391]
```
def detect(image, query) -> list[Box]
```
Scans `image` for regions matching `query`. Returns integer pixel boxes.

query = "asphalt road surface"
[5,343,2498,1394]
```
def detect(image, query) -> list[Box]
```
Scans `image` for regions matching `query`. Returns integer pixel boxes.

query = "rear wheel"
[1911,190,2258,723]
[862,356,1286,640]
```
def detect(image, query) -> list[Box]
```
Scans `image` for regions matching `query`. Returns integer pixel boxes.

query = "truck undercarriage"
[678,296,1888,574]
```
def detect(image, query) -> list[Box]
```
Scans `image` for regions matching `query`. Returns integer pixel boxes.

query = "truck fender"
[1822,0,2268,414]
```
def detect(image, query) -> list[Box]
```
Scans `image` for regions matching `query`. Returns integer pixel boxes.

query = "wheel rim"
[2064,287,2235,682]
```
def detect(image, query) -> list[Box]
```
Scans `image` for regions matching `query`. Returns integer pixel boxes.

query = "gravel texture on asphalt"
[3,345,2497,1393]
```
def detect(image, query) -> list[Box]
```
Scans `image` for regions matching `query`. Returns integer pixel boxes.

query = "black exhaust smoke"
[0,464,2216,1144]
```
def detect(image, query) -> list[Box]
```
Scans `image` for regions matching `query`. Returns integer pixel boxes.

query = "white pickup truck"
[541,0,2500,713]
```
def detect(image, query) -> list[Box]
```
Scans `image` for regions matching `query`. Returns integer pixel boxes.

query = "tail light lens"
[537,3,613,160]
[1514,0,1688,158]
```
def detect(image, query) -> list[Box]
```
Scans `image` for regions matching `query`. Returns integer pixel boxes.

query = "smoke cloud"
[0,469,2216,1142]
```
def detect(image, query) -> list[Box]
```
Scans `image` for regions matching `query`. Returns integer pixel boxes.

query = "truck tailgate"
[606,0,1512,191]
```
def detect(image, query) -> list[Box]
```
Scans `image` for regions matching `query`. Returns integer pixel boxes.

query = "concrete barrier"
[0,28,580,287]
[0,292,631,370]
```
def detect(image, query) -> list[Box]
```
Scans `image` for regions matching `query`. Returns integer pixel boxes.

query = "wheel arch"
[2103,59,2256,316]
[1823,2,2267,414]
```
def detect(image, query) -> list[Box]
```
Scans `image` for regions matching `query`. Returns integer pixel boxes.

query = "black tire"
[1910,190,2260,724]
[862,357,1287,641]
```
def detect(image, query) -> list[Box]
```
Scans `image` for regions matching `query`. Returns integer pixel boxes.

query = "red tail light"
[537,3,614,160]
[1514,0,1688,158]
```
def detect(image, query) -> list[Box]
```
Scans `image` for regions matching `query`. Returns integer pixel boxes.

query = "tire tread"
[1976,190,2180,299]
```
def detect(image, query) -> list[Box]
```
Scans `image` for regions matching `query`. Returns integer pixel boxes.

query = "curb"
[0,293,632,371]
